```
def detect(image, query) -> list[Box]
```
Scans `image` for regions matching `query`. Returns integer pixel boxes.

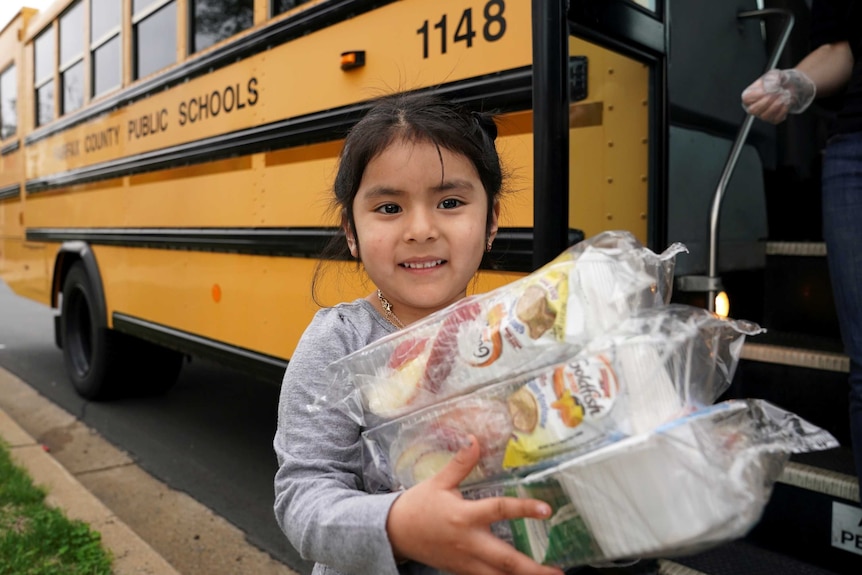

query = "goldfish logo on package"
[551,366,587,428]
[502,354,619,468]
[464,303,506,367]
[459,272,569,370]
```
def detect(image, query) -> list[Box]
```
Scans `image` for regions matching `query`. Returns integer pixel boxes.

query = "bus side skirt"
[112,312,289,384]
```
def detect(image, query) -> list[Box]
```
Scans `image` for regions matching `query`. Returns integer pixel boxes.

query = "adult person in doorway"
[742,0,862,501]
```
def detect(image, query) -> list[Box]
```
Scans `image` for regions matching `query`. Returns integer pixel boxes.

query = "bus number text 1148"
[416,0,506,59]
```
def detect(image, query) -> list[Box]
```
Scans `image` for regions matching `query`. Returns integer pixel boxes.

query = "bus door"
[531,0,666,270]
[537,0,777,317]
[662,0,779,318]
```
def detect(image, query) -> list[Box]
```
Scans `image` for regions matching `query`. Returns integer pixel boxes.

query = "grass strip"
[0,439,112,575]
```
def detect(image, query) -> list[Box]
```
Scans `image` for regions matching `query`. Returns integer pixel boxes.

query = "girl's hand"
[386,436,565,575]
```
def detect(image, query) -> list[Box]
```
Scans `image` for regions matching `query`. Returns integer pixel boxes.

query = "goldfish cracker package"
[361,305,763,490]
[321,231,687,425]
[501,304,764,469]
[462,399,838,570]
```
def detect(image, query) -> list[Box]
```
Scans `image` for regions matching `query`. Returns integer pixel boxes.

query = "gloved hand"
[741,69,816,124]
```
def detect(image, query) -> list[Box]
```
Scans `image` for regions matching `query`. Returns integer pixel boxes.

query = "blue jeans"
[822,131,862,500]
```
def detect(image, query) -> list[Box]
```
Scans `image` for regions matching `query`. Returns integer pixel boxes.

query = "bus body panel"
[88,244,523,360]
[25,0,533,178]
[1,235,51,305]
[2,0,652,368]
[0,150,23,190]
[569,38,649,242]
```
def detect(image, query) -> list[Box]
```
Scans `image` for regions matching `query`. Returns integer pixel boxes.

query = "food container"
[321,231,687,425]
[462,399,838,569]
[361,305,763,490]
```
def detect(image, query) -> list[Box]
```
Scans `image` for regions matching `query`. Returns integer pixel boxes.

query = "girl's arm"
[275,308,561,575]
[386,438,565,575]
[274,308,405,575]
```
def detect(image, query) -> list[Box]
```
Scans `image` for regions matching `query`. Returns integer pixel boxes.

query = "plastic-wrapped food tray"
[362,305,762,490]
[461,399,838,569]
[322,231,686,424]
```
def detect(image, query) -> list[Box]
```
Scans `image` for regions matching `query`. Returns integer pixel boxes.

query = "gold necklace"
[377,289,405,329]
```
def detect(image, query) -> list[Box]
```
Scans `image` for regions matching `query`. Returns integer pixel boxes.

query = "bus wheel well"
[52,252,78,309]
[51,243,107,325]
[53,247,183,400]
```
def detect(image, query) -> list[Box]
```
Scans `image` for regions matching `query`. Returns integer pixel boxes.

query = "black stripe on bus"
[24,67,534,195]
[568,0,665,60]
[112,312,289,383]
[25,0,397,146]
[0,184,20,201]
[24,226,584,273]
[1,140,19,156]
[27,227,336,257]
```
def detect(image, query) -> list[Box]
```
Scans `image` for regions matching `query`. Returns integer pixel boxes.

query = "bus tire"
[61,262,121,399]
[60,262,183,399]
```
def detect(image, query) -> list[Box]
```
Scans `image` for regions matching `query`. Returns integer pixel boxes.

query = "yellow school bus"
[0,0,655,399]
[4,1,859,571]
[0,0,772,402]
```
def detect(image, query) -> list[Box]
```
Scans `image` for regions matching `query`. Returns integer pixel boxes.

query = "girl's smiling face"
[349,138,499,325]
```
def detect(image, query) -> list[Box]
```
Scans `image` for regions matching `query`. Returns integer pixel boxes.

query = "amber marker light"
[340,50,365,71]
[714,291,730,319]
[212,284,222,303]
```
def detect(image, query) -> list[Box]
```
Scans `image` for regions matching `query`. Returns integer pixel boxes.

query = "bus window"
[192,0,255,53]
[34,26,55,126]
[60,1,85,115]
[91,0,122,98]
[272,0,309,16]
[630,0,657,12]
[0,65,15,140]
[133,0,163,12]
[133,0,177,80]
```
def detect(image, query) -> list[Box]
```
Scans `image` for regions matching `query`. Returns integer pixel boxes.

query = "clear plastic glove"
[741,69,816,124]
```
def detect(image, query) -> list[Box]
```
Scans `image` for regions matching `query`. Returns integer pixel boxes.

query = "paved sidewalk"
[0,396,181,574]
[0,366,301,575]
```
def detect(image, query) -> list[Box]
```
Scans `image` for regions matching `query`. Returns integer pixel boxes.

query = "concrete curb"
[0,371,182,575]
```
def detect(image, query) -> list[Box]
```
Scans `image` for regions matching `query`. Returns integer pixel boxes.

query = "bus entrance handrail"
[705,7,795,311]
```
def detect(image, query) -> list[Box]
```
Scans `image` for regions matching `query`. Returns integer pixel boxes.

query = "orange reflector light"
[341,50,365,71]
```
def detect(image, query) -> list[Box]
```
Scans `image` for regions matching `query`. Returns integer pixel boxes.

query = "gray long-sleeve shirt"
[274,299,438,575]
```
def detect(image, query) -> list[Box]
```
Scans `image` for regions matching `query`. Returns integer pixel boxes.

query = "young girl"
[273,93,565,575]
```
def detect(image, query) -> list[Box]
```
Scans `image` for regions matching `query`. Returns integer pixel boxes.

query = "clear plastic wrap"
[462,398,838,570]
[319,231,687,425]
[361,305,763,490]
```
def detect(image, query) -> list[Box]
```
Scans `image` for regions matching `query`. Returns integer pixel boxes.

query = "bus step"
[779,460,859,503]
[724,345,851,446]
[740,342,848,373]
[744,475,862,573]
[663,538,849,575]
[568,538,849,574]
[766,241,827,257]
[762,241,838,339]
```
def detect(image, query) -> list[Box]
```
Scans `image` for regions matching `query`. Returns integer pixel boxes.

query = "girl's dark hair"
[311,92,504,304]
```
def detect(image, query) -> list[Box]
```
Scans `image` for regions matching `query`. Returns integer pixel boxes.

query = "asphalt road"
[0,279,313,575]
